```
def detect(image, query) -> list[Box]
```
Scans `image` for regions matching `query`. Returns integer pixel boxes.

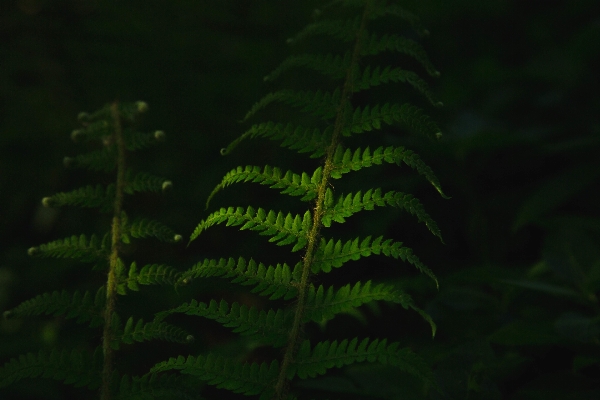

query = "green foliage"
[0,102,192,399]
[152,1,446,399]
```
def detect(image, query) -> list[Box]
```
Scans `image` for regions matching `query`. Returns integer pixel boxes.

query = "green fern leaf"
[149,354,279,399]
[63,148,116,172]
[362,33,440,77]
[331,145,448,198]
[154,299,291,347]
[125,171,172,194]
[242,89,341,122]
[206,165,320,208]
[124,129,166,151]
[322,188,443,241]
[220,122,330,158]
[286,17,360,44]
[312,235,438,288]
[288,338,435,388]
[177,257,300,301]
[355,65,442,106]
[124,217,182,243]
[27,233,109,262]
[303,281,436,336]
[41,184,115,211]
[3,287,105,328]
[116,317,193,346]
[0,347,102,389]
[70,119,111,143]
[122,262,182,292]
[264,52,350,82]
[342,103,441,139]
[189,207,311,251]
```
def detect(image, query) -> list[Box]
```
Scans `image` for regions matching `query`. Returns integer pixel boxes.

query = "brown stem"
[101,102,126,400]
[272,2,372,399]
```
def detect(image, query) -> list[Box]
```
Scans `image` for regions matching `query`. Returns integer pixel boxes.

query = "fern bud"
[185,335,195,343]
[136,101,148,113]
[3,310,12,319]
[71,129,83,142]
[161,180,172,192]
[41,197,54,207]
[77,112,90,122]
[173,234,182,242]
[220,148,229,156]
[435,132,442,139]
[27,247,39,256]
[63,156,73,168]
[154,130,165,141]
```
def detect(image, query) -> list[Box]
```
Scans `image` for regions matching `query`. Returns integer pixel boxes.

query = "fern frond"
[150,355,279,399]
[342,103,441,139]
[63,148,116,172]
[264,52,350,82]
[242,89,340,122]
[121,262,182,292]
[331,145,448,198]
[70,119,111,143]
[154,299,291,347]
[286,17,360,45]
[116,317,194,347]
[189,207,311,252]
[178,257,300,301]
[116,373,198,400]
[362,33,440,77]
[125,171,172,194]
[0,347,102,389]
[220,122,330,158]
[312,235,438,288]
[27,233,109,263]
[303,281,436,336]
[123,217,182,243]
[124,129,166,151]
[322,188,443,241]
[289,338,435,388]
[355,65,442,106]
[3,287,105,328]
[206,165,321,208]
[41,184,115,211]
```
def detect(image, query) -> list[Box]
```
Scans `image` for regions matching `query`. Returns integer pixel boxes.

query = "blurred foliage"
[1,0,599,398]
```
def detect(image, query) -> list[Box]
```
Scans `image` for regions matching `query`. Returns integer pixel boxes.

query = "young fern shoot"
[153,1,447,399]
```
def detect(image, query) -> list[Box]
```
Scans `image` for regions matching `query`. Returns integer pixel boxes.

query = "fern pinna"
[0,102,193,399]
[152,1,447,399]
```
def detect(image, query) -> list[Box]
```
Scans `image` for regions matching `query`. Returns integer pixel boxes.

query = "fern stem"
[273,2,373,399]
[101,102,126,400]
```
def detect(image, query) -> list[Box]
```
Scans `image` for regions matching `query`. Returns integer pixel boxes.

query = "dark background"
[1,0,599,399]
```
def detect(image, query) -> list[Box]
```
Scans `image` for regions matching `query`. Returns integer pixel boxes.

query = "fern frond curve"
[288,338,435,388]
[154,299,291,347]
[303,280,436,337]
[342,103,442,139]
[116,317,193,347]
[121,262,182,292]
[125,171,172,194]
[149,355,279,399]
[206,165,321,209]
[41,184,115,211]
[177,257,300,301]
[264,52,351,82]
[331,145,448,198]
[27,233,109,263]
[189,207,311,252]
[355,65,442,106]
[122,217,182,243]
[3,287,105,328]
[63,148,116,172]
[220,122,330,158]
[322,187,443,241]
[0,347,102,389]
[312,235,438,288]
[242,89,340,123]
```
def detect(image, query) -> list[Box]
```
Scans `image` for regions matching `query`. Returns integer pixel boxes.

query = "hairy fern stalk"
[153,1,448,399]
[0,102,194,399]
